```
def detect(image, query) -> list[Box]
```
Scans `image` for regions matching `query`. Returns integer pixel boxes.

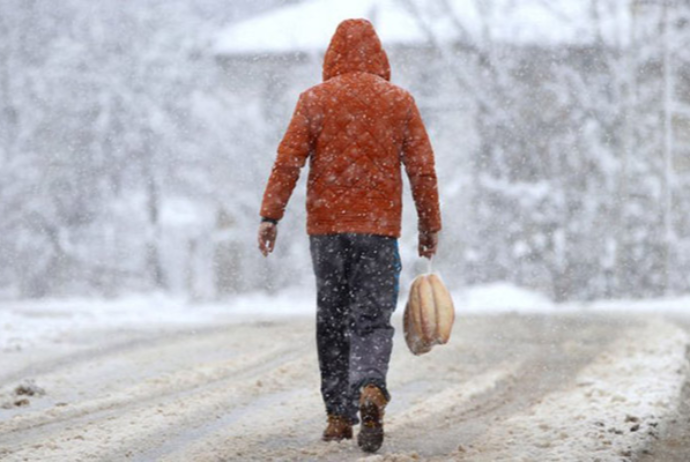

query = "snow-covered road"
[1,312,689,461]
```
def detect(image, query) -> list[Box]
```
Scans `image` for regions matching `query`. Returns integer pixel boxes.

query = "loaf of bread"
[403,274,455,355]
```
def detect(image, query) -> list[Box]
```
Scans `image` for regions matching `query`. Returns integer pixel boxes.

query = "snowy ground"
[1,285,690,461]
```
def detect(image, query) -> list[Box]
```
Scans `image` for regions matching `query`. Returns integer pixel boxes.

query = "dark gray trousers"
[310,234,402,424]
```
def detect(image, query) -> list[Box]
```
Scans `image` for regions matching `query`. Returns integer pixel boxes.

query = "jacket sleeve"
[260,92,314,222]
[401,96,442,234]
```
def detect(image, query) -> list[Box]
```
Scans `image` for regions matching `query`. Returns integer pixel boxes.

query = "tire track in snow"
[151,355,520,462]
[160,315,623,461]
[0,325,306,422]
[0,322,286,387]
[0,350,317,461]
[0,322,314,460]
[133,317,514,461]
[352,314,629,461]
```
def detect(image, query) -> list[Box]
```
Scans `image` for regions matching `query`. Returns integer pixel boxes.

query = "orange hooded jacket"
[260,19,441,238]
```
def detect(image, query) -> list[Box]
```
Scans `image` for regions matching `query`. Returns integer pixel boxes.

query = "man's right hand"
[418,231,438,259]
[258,222,278,257]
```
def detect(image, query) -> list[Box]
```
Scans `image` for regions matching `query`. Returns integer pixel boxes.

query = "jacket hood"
[322,19,391,82]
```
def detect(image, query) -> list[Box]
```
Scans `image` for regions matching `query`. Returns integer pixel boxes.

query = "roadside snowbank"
[0,287,311,350]
[458,284,690,315]
[0,294,221,351]
[457,282,555,313]
[2,283,690,351]
[582,296,690,315]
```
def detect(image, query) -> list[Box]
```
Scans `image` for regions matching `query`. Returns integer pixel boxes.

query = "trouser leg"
[347,234,401,410]
[310,235,354,422]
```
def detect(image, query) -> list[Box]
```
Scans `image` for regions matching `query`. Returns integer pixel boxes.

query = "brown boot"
[357,385,388,453]
[322,415,353,442]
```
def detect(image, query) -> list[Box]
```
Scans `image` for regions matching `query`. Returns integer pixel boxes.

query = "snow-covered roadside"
[464,319,690,461]
[0,287,315,351]
[3,282,690,352]
[455,282,556,313]
[457,282,690,315]
[581,297,690,315]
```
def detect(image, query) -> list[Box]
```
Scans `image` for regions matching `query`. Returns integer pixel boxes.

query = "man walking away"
[257,18,442,453]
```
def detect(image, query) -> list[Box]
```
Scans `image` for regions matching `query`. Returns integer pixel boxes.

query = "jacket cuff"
[419,222,441,234]
[261,216,279,225]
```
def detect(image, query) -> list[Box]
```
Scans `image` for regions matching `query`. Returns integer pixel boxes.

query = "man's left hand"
[418,231,438,259]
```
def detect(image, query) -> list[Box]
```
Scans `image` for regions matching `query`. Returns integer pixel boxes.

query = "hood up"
[322,19,391,82]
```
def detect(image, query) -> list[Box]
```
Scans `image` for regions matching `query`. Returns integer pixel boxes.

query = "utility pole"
[661,0,676,295]
[616,0,638,297]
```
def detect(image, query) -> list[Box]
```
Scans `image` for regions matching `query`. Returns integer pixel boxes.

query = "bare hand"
[418,231,438,259]
[258,222,278,257]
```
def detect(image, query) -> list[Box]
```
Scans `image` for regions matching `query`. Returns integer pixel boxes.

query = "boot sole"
[358,401,384,453]
[322,432,353,442]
